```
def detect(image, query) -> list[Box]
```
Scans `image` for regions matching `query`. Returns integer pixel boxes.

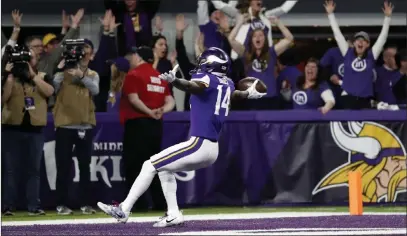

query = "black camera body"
[4,44,32,80]
[62,39,85,68]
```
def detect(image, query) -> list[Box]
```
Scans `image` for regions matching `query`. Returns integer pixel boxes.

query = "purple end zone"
[2,215,406,236]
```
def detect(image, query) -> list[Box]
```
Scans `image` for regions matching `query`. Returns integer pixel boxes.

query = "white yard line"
[2,212,405,226]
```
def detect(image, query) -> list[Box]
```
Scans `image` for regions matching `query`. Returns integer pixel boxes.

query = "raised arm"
[227,13,247,57]
[264,0,298,18]
[324,0,348,56]
[271,17,294,56]
[211,0,239,18]
[1,10,22,56]
[158,66,207,94]
[197,1,210,26]
[48,9,84,68]
[372,1,393,60]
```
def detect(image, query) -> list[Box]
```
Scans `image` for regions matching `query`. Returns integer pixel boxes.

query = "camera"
[4,44,31,79]
[62,39,85,68]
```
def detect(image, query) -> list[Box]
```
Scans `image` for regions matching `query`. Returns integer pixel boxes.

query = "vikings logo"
[313,121,407,202]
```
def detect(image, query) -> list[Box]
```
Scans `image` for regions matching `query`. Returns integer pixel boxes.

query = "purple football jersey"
[342,48,375,98]
[292,82,330,109]
[189,72,235,141]
[245,46,277,97]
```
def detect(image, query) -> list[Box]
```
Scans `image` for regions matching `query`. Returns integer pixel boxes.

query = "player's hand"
[246,79,267,99]
[159,64,179,83]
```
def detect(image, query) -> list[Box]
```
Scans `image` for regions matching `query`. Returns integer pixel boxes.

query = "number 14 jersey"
[189,72,236,141]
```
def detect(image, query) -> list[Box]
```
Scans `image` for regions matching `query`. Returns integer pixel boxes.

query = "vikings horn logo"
[313,121,407,202]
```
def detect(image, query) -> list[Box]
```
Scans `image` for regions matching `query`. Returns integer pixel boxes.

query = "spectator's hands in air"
[236,13,249,25]
[154,16,164,34]
[62,10,70,30]
[246,79,267,99]
[324,0,336,14]
[268,16,280,25]
[71,8,85,29]
[169,50,177,66]
[382,1,393,17]
[100,10,121,33]
[12,10,23,27]
[175,14,189,33]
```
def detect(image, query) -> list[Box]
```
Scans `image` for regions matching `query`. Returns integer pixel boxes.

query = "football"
[237,77,267,93]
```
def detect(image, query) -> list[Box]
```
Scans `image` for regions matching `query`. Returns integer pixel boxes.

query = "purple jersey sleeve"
[191,73,211,87]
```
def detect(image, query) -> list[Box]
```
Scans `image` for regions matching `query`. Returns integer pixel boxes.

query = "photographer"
[2,47,54,216]
[52,39,99,215]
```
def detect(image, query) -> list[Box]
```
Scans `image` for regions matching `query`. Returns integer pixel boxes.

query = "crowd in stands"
[1,0,406,215]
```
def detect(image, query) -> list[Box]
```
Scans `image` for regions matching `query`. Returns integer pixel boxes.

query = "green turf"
[2,206,406,222]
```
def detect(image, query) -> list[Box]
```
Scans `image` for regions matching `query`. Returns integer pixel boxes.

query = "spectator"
[276,51,302,109]
[392,50,407,103]
[52,39,99,215]
[119,46,175,212]
[107,57,130,112]
[374,46,403,104]
[320,39,353,102]
[105,0,161,55]
[174,14,196,111]
[228,14,293,110]
[197,1,231,54]
[281,58,335,114]
[26,9,83,77]
[2,48,54,216]
[324,0,392,109]
[212,0,298,60]
[151,33,172,74]
[1,10,22,56]
[89,10,121,112]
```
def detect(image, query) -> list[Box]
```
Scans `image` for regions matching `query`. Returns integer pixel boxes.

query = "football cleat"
[153,210,184,227]
[97,202,130,223]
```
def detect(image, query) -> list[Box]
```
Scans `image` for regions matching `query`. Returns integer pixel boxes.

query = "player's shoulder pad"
[191,72,210,87]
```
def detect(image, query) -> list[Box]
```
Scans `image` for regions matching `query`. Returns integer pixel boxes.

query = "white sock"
[158,171,179,215]
[121,161,157,212]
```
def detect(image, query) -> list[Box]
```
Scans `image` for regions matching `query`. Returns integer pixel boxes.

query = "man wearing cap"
[120,46,175,211]
[52,38,99,215]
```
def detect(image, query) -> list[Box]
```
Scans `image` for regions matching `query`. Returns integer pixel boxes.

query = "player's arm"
[172,79,207,95]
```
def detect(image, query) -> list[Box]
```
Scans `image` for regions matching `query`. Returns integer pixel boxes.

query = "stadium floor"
[2,207,406,235]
